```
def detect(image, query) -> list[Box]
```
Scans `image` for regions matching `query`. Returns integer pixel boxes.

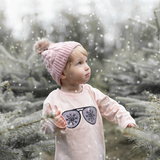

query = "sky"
[0,0,159,39]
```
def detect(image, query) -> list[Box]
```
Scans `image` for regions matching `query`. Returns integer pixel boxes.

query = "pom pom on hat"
[34,39,82,86]
[34,38,51,54]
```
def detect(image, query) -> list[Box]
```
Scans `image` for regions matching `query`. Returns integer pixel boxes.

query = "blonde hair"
[65,46,88,69]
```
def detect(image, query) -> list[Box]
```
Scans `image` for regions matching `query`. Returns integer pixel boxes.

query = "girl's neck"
[60,84,83,94]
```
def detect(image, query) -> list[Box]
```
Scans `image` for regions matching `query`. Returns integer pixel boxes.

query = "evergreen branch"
[126,61,156,70]
[101,73,126,82]
[122,127,160,147]
[0,81,10,95]
[10,84,58,93]
[102,72,142,84]
[0,145,23,160]
[16,93,34,102]
[129,18,157,30]
[141,78,160,84]
[0,44,26,65]
[0,81,9,89]
[135,117,149,124]
[10,75,26,83]
[134,112,150,117]
[116,97,141,104]
[116,97,148,113]
[24,140,55,153]
[34,63,46,69]
[110,84,142,96]
[0,111,45,147]
[154,9,160,34]
[0,109,22,124]
[40,77,50,87]
[142,47,159,54]
[28,77,41,88]
[24,132,48,145]
[26,53,37,63]
[0,98,43,112]
[154,38,160,45]
[0,110,42,136]
[21,140,55,159]
[103,59,129,68]
[0,101,31,111]
[126,101,151,109]
[4,123,40,147]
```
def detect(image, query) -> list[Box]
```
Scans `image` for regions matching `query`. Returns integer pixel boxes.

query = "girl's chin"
[74,79,90,85]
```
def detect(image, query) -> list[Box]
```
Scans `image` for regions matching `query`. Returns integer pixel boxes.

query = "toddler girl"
[34,39,136,160]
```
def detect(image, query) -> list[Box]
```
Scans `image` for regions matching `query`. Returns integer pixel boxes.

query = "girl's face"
[63,47,91,86]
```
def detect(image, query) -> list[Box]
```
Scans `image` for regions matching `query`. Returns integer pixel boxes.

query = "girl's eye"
[78,62,81,65]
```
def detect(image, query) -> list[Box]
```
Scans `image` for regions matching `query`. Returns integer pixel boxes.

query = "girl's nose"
[85,63,90,70]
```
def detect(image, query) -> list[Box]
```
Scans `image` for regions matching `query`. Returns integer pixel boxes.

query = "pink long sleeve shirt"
[40,84,135,160]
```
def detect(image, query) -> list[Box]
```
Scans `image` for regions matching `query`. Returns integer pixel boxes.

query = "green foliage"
[0,10,58,157]
[0,43,58,97]
[96,8,160,99]
[117,92,160,160]
[95,8,160,160]
[0,81,55,160]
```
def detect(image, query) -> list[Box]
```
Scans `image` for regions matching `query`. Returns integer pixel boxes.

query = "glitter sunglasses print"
[62,106,97,129]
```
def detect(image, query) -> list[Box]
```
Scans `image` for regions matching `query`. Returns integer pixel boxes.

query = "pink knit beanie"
[34,39,82,86]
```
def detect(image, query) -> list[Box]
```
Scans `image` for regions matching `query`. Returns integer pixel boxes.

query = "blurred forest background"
[0,0,160,159]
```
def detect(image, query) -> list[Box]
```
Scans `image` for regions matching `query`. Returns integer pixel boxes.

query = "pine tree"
[0,43,58,97]
[0,28,58,159]
[0,80,57,160]
[95,7,160,160]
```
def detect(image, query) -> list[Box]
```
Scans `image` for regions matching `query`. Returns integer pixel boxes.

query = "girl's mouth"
[85,73,90,77]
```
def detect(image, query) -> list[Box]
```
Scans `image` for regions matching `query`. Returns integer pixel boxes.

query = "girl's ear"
[60,71,66,79]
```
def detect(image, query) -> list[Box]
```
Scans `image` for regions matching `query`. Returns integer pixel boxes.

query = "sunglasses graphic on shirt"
[62,106,97,129]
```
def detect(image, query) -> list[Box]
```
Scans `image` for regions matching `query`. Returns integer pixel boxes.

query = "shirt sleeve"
[40,102,64,136]
[88,85,136,129]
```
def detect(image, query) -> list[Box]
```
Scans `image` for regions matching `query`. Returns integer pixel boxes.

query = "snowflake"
[85,109,96,122]
[66,113,78,126]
